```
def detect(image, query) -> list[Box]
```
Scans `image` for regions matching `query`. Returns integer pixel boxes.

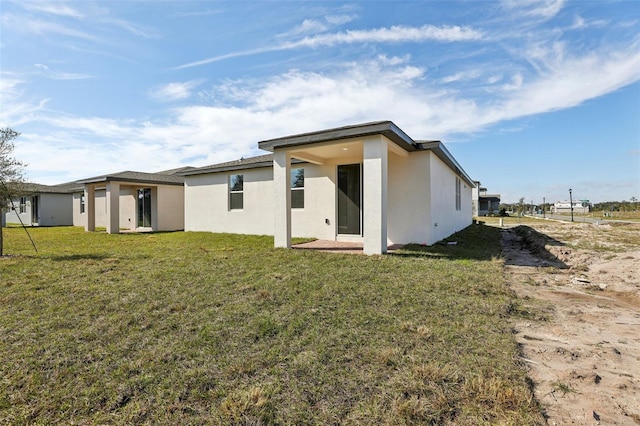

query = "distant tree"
[1,128,27,256]
[516,197,525,215]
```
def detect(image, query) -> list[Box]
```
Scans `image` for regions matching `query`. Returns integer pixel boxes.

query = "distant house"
[76,170,189,233]
[472,182,501,216]
[3,182,79,227]
[182,121,474,255]
[3,168,190,233]
[552,200,591,214]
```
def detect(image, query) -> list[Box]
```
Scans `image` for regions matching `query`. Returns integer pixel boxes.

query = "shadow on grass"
[48,254,111,261]
[502,225,568,268]
[391,223,502,261]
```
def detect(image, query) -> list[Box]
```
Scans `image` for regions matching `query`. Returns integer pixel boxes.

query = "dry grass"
[0,225,544,424]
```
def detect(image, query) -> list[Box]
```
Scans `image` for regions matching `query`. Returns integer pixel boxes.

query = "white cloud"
[376,54,411,66]
[148,80,204,102]
[289,24,483,47]
[101,18,160,39]
[0,76,49,127]
[495,42,640,120]
[287,19,328,36]
[34,63,93,80]
[175,23,483,69]
[15,40,640,185]
[7,14,97,40]
[324,14,357,25]
[501,0,564,20]
[440,70,481,84]
[19,1,84,19]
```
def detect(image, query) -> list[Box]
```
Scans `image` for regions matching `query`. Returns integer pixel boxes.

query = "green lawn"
[0,226,543,425]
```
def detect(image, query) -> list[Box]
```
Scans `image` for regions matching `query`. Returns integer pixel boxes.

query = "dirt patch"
[502,221,640,425]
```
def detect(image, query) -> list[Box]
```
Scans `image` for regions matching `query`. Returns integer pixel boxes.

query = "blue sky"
[1,0,638,204]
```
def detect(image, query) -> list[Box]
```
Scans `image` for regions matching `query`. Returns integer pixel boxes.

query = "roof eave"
[257,121,417,152]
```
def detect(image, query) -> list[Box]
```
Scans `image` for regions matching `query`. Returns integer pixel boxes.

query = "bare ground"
[502,220,640,425]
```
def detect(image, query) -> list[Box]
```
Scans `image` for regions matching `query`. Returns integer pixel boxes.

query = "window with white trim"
[455,177,461,211]
[80,194,85,214]
[19,197,27,214]
[229,174,244,210]
[291,168,304,209]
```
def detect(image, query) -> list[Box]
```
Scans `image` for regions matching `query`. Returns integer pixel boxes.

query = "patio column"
[106,181,120,234]
[84,185,95,232]
[363,137,388,255]
[273,150,291,248]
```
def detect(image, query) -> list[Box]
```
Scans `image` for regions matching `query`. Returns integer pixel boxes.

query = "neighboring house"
[182,121,474,255]
[552,200,591,214]
[472,181,501,216]
[3,182,80,227]
[76,170,187,233]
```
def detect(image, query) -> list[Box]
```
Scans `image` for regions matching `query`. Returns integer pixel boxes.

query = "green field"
[0,226,543,425]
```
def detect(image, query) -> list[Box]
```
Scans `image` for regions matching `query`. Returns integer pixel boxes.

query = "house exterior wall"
[37,193,73,226]
[185,161,355,240]
[387,150,431,245]
[74,185,184,231]
[185,168,275,235]
[291,162,337,240]
[4,194,73,226]
[428,153,473,244]
[157,184,185,231]
[185,147,473,247]
[4,197,33,226]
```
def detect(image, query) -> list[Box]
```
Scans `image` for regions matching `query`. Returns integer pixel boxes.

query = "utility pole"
[569,188,574,222]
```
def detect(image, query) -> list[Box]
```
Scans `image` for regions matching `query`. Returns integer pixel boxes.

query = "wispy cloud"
[3,14,97,40]
[325,14,357,26]
[175,23,483,69]
[14,36,640,186]
[148,80,204,102]
[34,64,93,80]
[501,0,565,20]
[175,8,223,17]
[19,1,84,19]
[440,70,481,84]
[101,18,161,39]
[0,75,49,126]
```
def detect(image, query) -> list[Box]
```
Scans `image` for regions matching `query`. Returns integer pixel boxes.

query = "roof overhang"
[77,172,184,187]
[258,121,418,153]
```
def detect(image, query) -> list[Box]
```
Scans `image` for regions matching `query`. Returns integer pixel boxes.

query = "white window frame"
[19,197,27,214]
[455,177,461,211]
[229,174,244,210]
[291,168,304,209]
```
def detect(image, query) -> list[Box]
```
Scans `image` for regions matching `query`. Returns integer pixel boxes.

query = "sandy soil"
[502,220,640,425]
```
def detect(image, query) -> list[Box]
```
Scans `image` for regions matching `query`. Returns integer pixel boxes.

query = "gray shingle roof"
[76,171,184,186]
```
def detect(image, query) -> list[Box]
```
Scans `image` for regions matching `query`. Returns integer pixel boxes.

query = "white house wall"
[185,162,348,240]
[74,185,184,231]
[185,168,275,235]
[157,185,185,231]
[428,153,472,244]
[38,193,73,226]
[4,198,33,226]
[291,162,337,240]
[387,150,431,245]
[4,194,73,226]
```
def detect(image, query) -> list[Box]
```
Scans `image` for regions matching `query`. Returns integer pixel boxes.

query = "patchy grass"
[1,226,544,425]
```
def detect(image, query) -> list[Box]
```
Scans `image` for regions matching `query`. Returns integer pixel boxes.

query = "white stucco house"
[552,200,591,214]
[76,170,188,233]
[3,182,79,227]
[182,121,474,255]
